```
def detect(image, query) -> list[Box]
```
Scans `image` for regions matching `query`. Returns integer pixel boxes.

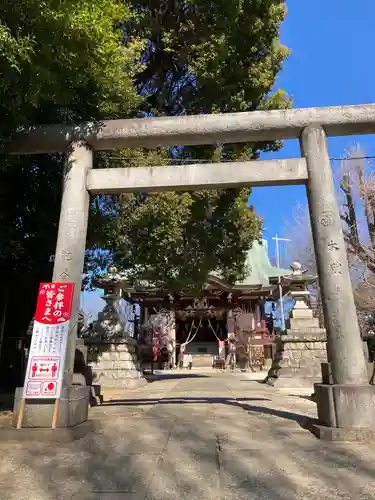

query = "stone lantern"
[87,267,124,341]
[264,261,327,387]
[83,266,147,391]
[284,262,325,335]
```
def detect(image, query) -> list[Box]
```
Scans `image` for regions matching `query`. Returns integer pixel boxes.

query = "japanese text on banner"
[22,282,75,399]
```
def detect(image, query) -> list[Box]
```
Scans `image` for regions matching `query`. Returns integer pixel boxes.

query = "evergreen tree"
[100,0,291,290]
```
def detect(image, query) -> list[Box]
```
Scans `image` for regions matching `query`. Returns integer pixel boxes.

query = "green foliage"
[110,188,261,291]
[1,0,291,300]
[0,0,143,329]
[130,1,290,113]
[99,0,291,290]
[0,0,142,143]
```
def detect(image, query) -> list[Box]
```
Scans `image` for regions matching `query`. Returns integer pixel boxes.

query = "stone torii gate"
[10,104,375,439]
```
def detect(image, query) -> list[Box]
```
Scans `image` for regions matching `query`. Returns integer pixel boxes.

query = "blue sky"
[253,0,375,260]
[82,0,375,318]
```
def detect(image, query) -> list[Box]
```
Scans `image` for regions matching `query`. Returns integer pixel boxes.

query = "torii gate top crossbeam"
[9,103,375,155]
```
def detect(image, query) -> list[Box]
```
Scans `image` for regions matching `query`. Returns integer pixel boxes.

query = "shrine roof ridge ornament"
[9,103,375,155]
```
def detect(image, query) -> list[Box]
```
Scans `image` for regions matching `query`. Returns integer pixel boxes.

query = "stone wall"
[264,276,329,387]
[277,333,326,374]
[85,338,147,390]
[265,332,327,387]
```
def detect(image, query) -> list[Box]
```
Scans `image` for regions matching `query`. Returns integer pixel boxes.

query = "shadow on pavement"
[288,394,314,402]
[103,396,271,406]
[101,395,309,428]
[1,374,375,499]
[144,372,209,382]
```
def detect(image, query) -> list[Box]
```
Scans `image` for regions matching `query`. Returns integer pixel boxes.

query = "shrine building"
[95,239,291,368]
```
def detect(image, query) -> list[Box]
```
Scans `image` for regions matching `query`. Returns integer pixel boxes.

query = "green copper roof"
[209,239,290,288]
[235,239,291,287]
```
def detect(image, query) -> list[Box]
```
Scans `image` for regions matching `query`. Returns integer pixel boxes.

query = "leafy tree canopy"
[0,0,142,279]
[0,0,291,304]
[0,0,144,338]
[0,0,143,141]
[93,0,291,291]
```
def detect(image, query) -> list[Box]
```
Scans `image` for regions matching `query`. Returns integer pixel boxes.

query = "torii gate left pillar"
[13,142,92,428]
[52,142,92,383]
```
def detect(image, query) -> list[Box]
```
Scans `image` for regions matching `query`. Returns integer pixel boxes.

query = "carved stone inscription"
[319,211,334,227]
[59,268,70,281]
[62,209,85,238]
[327,240,339,251]
[329,261,343,276]
[61,250,73,261]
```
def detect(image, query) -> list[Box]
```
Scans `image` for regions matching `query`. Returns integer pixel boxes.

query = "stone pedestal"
[265,282,327,387]
[285,284,324,333]
[309,361,375,441]
[12,386,89,428]
[86,338,147,390]
[311,382,375,441]
[265,332,327,387]
[73,344,89,386]
[82,283,146,392]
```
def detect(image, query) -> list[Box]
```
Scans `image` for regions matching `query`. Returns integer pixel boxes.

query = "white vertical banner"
[22,282,75,399]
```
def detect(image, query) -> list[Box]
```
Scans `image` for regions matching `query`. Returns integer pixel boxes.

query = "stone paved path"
[1,371,375,499]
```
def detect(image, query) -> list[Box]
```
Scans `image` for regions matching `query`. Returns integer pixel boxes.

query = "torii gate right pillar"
[301,125,375,440]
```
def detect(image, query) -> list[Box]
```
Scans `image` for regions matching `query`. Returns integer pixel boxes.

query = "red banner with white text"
[22,283,75,399]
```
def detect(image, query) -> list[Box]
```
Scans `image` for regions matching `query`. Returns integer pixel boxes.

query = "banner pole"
[51,398,60,429]
[16,399,26,430]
